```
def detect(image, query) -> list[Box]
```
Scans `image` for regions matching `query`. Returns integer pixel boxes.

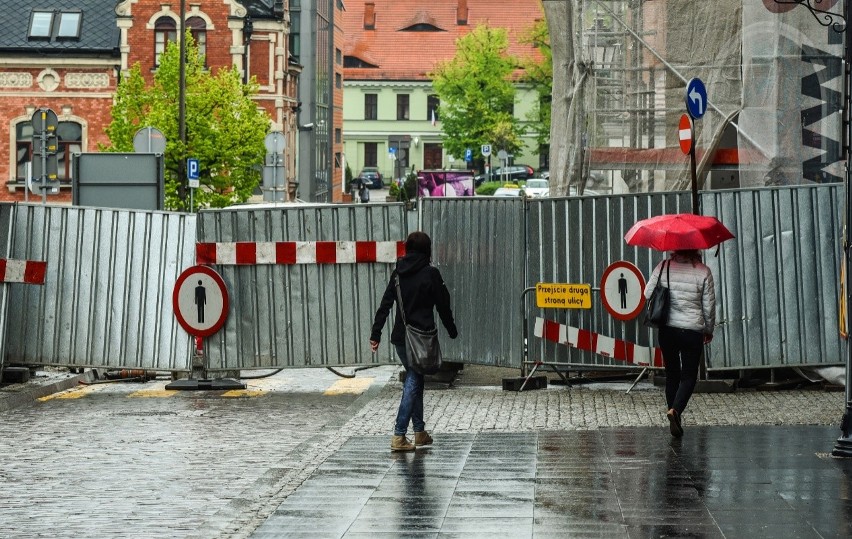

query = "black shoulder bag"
[394,274,442,375]
[643,260,671,328]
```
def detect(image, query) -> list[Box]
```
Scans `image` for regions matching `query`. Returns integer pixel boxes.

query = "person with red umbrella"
[625,213,733,437]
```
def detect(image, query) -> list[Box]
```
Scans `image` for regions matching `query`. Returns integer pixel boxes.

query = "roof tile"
[343,0,545,81]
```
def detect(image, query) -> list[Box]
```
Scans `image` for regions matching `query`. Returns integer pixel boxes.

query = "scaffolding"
[544,0,845,195]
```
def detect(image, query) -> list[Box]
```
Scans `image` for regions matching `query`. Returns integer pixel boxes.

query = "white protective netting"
[544,0,845,195]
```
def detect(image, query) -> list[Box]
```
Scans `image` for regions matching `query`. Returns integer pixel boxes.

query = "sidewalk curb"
[0,370,97,413]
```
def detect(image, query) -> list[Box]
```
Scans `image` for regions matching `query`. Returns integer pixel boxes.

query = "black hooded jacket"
[370,252,458,345]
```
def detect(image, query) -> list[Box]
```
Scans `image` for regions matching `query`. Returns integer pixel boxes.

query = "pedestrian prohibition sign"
[600,261,646,321]
[678,114,693,155]
[173,265,229,337]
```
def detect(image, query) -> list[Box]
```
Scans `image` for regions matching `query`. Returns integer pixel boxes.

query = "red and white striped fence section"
[196,241,405,265]
[0,259,47,285]
[534,316,664,367]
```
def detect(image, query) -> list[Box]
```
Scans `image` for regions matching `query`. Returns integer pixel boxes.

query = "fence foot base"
[165,378,246,391]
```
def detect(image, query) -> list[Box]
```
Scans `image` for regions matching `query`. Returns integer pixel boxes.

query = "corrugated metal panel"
[0,206,12,375]
[527,192,691,368]
[703,185,845,370]
[420,197,527,367]
[2,204,196,370]
[198,204,409,370]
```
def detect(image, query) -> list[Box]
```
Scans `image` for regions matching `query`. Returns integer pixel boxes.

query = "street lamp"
[777,1,852,456]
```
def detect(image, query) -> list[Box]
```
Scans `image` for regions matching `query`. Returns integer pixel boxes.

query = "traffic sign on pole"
[678,114,693,155]
[685,78,707,119]
[481,144,491,157]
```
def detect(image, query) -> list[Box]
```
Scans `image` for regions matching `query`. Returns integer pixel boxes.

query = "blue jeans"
[394,344,425,436]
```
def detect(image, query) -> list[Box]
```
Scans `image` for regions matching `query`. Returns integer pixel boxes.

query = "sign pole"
[689,140,698,215]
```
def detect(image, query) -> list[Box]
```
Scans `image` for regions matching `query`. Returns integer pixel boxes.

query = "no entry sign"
[173,265,229,337]
[678,114,693,155]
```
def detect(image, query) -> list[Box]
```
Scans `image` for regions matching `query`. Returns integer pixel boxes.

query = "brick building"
[0,0,321,204]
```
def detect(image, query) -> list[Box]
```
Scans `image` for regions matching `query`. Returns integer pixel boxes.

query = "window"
[16,120,82,183]
[364,142,378,167]
[335,73,341,89]
[29,11,53,38]
[187,17,207,64]
[57,12,81,39]
[154,17,177,66]
[364,94,377,120]
[396,94,410,121]
[28,10,82,40]
[335,129,341,143]
[427,95,439,123]
[335,48,342,65]
[289,11,300,60]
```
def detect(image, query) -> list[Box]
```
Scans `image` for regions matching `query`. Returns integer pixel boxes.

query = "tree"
[519,18,552,150]
[431,25,525,171]
[103,35,269,210]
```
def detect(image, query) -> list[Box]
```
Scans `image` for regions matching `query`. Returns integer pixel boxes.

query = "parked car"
[357,167,384,189]
[474,165,535,186]
[520,179,550,198]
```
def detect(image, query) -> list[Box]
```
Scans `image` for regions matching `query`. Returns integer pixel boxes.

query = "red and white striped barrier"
[0,259,47,285]
[534,317,663,367]
[196,241,405,265]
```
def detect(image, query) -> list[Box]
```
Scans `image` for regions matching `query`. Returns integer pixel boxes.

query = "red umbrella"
[624,213,734,251]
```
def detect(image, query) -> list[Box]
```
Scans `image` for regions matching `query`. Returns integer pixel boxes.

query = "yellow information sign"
[535,283,591,309]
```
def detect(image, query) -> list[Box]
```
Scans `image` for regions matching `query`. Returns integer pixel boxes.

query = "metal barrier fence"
[420,197,527,367]
[1,203,196,370]
[0,184,843,374]
[526,191,691,370]
[196,203,409,371]
[522,185,845,372]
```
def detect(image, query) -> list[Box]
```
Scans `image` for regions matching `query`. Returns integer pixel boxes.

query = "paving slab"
[251,427,852,539]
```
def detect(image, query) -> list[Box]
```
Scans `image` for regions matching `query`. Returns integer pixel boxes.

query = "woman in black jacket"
[370,231,458,452]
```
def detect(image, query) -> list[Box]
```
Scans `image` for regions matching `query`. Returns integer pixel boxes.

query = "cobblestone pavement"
[0,365,845,538]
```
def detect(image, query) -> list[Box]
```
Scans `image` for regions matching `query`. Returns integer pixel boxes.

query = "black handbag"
[643,260,671,328]
[394,274,442,375]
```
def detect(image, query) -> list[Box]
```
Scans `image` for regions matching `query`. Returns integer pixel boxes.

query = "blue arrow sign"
[685,78,707,120]
[187,158,199,180]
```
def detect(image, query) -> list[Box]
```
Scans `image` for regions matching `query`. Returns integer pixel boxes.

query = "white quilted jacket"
[643,254,716,334]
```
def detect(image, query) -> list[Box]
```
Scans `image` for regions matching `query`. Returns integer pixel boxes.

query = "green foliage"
[430,25,525,170]
[475,181,503,196]
[388,182,400,198]
[103,34,270,211]
[345,162,353,184]
[402,167,418,202]
[519,18,552,148]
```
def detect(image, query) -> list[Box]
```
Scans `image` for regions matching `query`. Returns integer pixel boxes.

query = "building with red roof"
[341,0,546,184]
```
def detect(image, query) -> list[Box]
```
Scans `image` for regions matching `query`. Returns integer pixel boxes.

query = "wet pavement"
[1,365,850,538]
[249,427,852,539]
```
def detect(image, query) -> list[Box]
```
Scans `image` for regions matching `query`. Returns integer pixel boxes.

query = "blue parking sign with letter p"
[465,148,472,162]
[187,158,199,180]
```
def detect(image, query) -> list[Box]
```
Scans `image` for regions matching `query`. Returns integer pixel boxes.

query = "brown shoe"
[414,431,433,447]
[391,435,415,452]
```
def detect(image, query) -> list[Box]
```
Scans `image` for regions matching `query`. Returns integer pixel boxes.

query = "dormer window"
[28,10,82,41]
